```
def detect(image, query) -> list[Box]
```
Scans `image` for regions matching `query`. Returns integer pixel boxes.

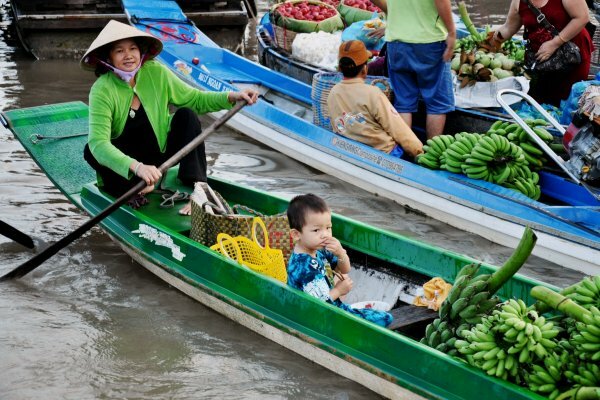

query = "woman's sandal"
[159,190,191,209]
[127,193,150,209]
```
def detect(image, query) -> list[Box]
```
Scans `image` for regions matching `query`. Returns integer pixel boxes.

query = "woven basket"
[210,218,288,283]
[311,71,393,129]
[272,24,298,52]
[189,188,293,262]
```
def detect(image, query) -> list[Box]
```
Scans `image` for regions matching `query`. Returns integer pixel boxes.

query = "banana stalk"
[530,286,592,323]
[457,1,481,42]
[533,282,579,314]
[487,226,537,294]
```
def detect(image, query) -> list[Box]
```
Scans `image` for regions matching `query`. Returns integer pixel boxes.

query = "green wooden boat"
[1,101,554,399]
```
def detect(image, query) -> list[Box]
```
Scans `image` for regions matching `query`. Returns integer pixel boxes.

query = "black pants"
[84,107,206,197]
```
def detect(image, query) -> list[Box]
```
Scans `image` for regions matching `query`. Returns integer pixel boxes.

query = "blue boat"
[120,0,600,275]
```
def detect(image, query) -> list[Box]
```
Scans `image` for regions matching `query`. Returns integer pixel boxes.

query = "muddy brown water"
[0,1,584,399]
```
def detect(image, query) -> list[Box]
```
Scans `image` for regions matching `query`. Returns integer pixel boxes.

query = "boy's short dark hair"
[339,58,366,78]
[287,193,330,230]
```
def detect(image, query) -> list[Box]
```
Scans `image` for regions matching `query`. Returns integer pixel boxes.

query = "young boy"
[327,40,424,160]
[286,193,392,327]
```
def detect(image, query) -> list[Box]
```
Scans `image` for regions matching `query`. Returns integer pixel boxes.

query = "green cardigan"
[88,60,233,179]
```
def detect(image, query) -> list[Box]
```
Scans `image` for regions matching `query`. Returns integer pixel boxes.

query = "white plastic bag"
[453,76,531,108]
[291,31,342,70]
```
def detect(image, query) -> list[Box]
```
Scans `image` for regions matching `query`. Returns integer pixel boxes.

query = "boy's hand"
[332,277,353,298]
[322,237,345,258]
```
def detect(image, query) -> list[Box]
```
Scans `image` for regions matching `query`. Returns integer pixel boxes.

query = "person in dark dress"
[491,0,593,106]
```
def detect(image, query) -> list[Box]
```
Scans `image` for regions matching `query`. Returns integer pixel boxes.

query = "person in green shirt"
[80,20,258,214]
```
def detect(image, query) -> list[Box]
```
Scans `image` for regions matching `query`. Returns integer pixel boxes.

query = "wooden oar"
[0,101,246,281]
[0,220,35,249]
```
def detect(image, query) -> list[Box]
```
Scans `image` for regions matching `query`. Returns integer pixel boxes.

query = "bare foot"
[178,201,192,216]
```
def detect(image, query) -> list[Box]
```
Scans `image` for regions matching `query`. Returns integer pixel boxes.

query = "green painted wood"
[5,101,554,399]
[3,102,94,197]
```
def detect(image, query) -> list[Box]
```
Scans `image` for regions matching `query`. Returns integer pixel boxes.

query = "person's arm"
[370,0,387,14]
[88,82,136,179]
[374,93,424,158]
[323,237,351,274]
[434,0,456,61]
[494,0,524,43]
[535,0,589,61]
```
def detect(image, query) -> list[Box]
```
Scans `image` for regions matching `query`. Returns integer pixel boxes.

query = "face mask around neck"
[98,56,144,83]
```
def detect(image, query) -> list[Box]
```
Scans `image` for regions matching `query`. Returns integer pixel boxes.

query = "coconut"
[490,58,503,69]
[502,58,515,70]
[451,57,461,71]
[459,63,472,75]
[479,54,491,68]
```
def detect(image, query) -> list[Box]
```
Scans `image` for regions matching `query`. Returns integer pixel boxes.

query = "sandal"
[159,190,191,209]
[127,193,149,210]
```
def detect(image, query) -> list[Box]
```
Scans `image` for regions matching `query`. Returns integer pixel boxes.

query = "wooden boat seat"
[388,305,437,333]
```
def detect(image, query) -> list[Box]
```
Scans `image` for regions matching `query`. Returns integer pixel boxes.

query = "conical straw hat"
[80,20,163,71]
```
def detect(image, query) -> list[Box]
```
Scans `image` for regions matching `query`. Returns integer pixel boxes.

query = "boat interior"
[145,168,439,339]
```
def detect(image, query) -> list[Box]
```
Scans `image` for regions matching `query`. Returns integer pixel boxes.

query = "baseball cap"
[338,40,372,67]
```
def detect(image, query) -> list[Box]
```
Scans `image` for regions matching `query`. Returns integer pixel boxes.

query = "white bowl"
[350,300,391,311]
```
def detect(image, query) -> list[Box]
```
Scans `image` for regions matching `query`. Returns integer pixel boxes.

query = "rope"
[131,16,200,45]
[29,133,87,144]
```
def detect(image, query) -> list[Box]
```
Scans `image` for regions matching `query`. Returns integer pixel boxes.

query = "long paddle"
[0,220,35,249]
[0,101,246,281]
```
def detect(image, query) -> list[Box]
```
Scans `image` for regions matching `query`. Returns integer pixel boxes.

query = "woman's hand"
[536,38,562,62]
[131,162,162,187]
[228,88,259,105]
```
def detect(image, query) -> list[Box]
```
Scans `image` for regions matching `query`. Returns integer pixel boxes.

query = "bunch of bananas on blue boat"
[440,132,481,173]
[499,118,554,169]
[462,133,527,184]
[417,134,455,169]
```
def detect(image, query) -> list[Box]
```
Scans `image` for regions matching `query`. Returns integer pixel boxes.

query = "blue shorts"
[387,41,455,115]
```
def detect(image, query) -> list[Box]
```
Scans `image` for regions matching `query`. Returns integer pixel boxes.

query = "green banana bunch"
[503,176,541,200]
[441,266,497,324]
[440,132,481,174]
[566,276,600,311]
[455,317,518,380]
[417,134,456,169]
[422,317,459,356]
[564,359,600,388]
[524,350,571,400]
[487,120,513,137]
[462,133,527,184]
[572,305,600,361]
[495,299,560,363]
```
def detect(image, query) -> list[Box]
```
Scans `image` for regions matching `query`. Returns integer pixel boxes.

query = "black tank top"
[112,104,165,165]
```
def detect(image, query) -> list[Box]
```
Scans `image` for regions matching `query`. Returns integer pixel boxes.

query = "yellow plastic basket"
[211,217,288,283]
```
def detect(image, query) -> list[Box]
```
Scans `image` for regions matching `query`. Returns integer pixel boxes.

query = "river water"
[0,1,587,399]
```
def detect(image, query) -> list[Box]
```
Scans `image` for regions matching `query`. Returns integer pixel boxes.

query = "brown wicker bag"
[190,191,293,262]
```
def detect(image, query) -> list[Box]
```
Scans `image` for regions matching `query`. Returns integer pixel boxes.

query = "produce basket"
[272,24,298,52]
[311,71,393,129]
[270,0,344,51]
[338,0,382,25]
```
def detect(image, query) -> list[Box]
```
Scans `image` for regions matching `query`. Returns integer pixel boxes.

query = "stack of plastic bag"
[292,31,342,70]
